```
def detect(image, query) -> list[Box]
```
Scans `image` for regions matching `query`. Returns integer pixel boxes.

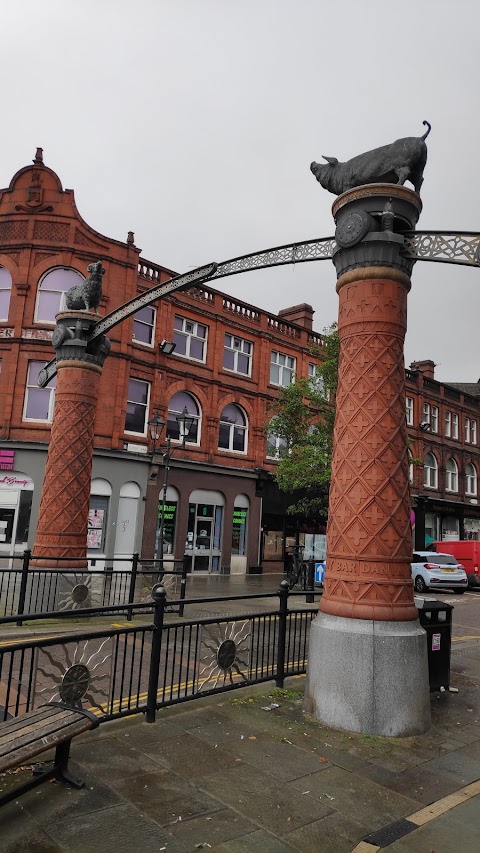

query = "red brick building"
[0,151,326,571]
[406,360,480,546]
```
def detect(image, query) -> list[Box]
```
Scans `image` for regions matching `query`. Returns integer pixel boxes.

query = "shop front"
[0,471,34,561]
[414,496,480,548]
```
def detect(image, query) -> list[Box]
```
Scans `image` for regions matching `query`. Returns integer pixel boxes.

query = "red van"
[432,541,480,588]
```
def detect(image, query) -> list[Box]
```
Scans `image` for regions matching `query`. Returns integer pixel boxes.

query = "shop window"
[232,505,248,556]
[466,463,477,496]
[270,351,295,387]
[223,333,252,376]
[173,315,207,362]
[23,361,57,421]
[423,452,438,489]
[133,306,156,346]
[87,496,109,550]
[0,266,12,321]
[218,404,247,453]
[445,457,458,492]
[167,391,200,444]
[35,268,84,323]
[406,396,414,426]
[125,378,150,435]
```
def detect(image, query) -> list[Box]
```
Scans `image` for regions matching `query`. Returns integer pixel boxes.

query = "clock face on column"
[52,325,66,348]
[335,210,371,247]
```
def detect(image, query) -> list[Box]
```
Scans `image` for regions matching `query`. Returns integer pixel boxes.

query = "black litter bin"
[416,598,453,691]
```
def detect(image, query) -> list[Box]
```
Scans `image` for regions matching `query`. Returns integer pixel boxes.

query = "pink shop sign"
[0,474,32,488]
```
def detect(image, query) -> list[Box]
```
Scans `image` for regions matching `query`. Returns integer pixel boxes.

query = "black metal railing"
[0,552,190,623]
[0,584,317,724]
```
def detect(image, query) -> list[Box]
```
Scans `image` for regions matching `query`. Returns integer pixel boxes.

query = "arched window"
[423,452,438,489]
[466,463,477,496]
[0,266,12,321]
[167,392,201,444]
[266,424,288,460]
[445,457,458,492]
[35,267,84,323]
[218,404,248,453]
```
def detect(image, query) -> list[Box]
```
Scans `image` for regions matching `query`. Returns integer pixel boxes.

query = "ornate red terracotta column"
[305,185,431,736]
[30,311,110,596]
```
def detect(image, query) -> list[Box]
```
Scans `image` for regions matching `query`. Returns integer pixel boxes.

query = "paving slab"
[288,765,419,831]
[421,750,480,785]
[110,767,222,826]
[212,828,296,852]
[282,811,371,853]
[44,801,187,853]
[198,763,333,835]
[166,807,260,850]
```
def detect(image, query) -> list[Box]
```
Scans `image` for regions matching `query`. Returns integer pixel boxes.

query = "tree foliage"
[267,324,339,516]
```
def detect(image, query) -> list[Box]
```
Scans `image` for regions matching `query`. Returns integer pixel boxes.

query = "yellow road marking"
[351,844,380,853]
[409,778,480,825]
[452,634,480,642]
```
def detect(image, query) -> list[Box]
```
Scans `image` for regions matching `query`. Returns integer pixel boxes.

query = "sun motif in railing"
[34,637,112,713]
[56,572,92,611]
[198,621,251,691]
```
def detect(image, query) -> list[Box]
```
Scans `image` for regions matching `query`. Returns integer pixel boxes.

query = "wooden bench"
[0,702,99,807]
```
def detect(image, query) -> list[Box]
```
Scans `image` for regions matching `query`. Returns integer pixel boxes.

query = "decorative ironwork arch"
[37,230,480,388]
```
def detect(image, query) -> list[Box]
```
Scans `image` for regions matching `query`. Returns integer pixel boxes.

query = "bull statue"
[311,121,431,197]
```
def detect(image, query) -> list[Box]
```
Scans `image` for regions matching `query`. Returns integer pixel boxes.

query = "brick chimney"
[409,360,436,379]
[278,303,314,330]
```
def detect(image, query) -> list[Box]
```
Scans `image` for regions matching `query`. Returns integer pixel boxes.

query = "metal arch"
[402,231,480,267]
[37,231,480,388]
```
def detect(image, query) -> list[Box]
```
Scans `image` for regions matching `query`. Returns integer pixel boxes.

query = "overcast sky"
[2,1,479,381]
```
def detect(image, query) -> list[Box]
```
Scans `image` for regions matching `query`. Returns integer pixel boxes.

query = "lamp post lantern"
[149,407,194,573]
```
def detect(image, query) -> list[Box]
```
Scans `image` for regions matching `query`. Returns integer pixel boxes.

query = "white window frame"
[223,334,253,377]
[406,396,414,426]
[424,452,438,489]
[124,378,151,436]
[34,267,84,325]
[465,417,471,443]
[266,430,288,460]
[431,405,438,433]
[422,402,430,424]
[270,351,296,387]
[445,457,458,492]
[23,361,56,422]
[173,315,208,363]
[0,266,12,322]
[167,391,201,447]
[445,411,451,437]
[308,363,327,396]
[466,463,477,496]
[132,306,156,347]
[218,404,248,454]
[452,413,459,440]
[472,420,477,445]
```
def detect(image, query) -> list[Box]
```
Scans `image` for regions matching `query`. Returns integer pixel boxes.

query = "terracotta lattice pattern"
[32,364,101,567]
[321,274,417,621]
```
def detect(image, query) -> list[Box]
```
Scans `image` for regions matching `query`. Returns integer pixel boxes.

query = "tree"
[267,324,339,516]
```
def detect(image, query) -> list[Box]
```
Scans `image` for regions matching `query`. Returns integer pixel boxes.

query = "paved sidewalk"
[1,637,480,852]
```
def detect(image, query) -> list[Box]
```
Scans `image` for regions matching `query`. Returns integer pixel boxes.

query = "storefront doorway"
[186,490,224,573]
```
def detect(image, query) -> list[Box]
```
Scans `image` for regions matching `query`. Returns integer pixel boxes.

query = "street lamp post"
[148,407,195,574]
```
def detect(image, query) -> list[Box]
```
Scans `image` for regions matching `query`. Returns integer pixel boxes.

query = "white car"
[411,551,468,594]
